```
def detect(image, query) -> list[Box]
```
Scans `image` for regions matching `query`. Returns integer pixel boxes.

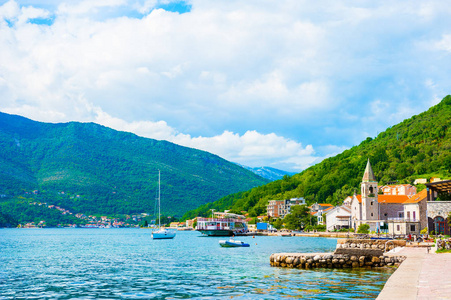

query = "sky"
[0,0,450,172]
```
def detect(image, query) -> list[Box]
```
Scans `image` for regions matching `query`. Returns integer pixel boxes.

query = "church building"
[349,159,426,233]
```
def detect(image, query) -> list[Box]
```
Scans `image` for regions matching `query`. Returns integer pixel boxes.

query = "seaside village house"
[309,203,334,225]
[266,198,305,219]
[325,205,351,231]
[425,179,451,235]
[326,159,434,235]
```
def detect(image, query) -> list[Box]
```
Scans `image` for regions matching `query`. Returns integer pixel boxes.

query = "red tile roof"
[404,189,427,204]
[353,194,410,204]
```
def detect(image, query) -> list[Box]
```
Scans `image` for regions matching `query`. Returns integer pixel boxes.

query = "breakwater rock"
[270,252,406,269]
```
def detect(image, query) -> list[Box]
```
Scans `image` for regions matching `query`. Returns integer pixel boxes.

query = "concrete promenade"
[377,247,451,300]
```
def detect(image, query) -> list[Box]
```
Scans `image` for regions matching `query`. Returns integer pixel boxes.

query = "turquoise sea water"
[0,229,393,299]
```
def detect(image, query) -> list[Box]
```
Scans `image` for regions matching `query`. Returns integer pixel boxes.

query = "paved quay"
[377,247,451,300]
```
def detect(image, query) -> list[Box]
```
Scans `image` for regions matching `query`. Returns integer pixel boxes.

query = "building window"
[371,213,373,216]
[384,213,387,217]
[410,224,416,232]
[397,225,400,231]
[371,202,373,206]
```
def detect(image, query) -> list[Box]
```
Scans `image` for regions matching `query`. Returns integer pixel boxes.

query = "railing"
[197,218,245,222]
[387,217,420,222]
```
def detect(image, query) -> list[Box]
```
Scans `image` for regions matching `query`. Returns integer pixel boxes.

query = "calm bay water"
[0,229,393,299]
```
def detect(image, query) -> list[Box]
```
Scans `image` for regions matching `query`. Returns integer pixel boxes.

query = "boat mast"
[158,170,161,229]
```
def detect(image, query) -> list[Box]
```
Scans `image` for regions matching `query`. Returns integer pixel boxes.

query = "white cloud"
[88,106,317,171]
[1,0,451,172]
[0,1,20,21]
[57,0,127,16]
[435,34,451,52]
[134,0,158,14]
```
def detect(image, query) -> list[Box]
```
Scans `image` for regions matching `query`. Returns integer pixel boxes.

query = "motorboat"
[219,237,250,247]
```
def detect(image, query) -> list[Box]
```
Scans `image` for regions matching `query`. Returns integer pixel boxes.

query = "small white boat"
[152,171,176,240]
[219,237,250,247]
[152,228,176,239]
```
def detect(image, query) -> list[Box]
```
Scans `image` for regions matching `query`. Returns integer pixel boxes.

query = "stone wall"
[270,253,406,269]
[336,239,406,252]
[380,203,404,220]
[427,201,451,218]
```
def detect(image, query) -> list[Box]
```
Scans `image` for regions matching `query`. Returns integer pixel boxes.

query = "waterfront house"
[425,179,451,235]
[309,203,334,225]
[386,189,427,236]
[325,205,351,231]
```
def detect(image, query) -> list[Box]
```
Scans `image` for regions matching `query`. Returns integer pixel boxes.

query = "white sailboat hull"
[152,229,176,239]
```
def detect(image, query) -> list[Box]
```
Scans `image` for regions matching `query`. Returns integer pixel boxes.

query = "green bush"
[357,223,370,234]
[314,224,326,232]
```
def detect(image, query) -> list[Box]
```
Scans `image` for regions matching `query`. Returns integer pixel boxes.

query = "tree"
[357,223,370,234]
[283,205,310,230]
[140,220,148,227]
[272,218,283,230]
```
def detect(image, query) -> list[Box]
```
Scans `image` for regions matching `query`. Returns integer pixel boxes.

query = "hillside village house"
[380,184,416,196]
[266,198,305,218]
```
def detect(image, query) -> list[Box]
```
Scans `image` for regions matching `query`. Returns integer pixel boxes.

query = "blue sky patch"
[28,16,54,26]
[156,1,192,14]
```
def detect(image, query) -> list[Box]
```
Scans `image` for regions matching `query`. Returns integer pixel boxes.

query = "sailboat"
[151,171,176,240]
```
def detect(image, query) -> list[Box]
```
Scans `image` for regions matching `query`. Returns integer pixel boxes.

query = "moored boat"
[152,228,176,239]
[152,171,176,240]
[219,237,250,247]
[196,212,248,236]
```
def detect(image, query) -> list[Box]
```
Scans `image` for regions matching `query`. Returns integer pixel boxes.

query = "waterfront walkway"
[377,247,451,300]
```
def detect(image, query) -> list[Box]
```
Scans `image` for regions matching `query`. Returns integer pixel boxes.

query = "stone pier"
[270,252,406,269]
[270,239,407,269]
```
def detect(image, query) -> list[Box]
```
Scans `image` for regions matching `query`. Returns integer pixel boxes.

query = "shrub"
[357,223,370,234]
[314,224,326,232]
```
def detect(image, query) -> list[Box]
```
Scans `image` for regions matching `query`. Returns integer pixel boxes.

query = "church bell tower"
[361,159,379,223]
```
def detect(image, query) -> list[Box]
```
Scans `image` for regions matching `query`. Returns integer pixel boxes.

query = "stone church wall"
[379,204,404,219]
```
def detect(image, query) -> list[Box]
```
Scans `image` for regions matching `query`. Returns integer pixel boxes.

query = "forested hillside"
[183,95,451,220]
[0,112,268,222]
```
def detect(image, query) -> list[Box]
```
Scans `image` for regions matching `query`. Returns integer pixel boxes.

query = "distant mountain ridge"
[182,95,451,220]
[240,165,296,181]
[0,112,269,220]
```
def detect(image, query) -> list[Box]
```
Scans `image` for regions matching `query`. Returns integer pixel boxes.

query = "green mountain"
[0,112,268,222]
[183,95,451,220]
